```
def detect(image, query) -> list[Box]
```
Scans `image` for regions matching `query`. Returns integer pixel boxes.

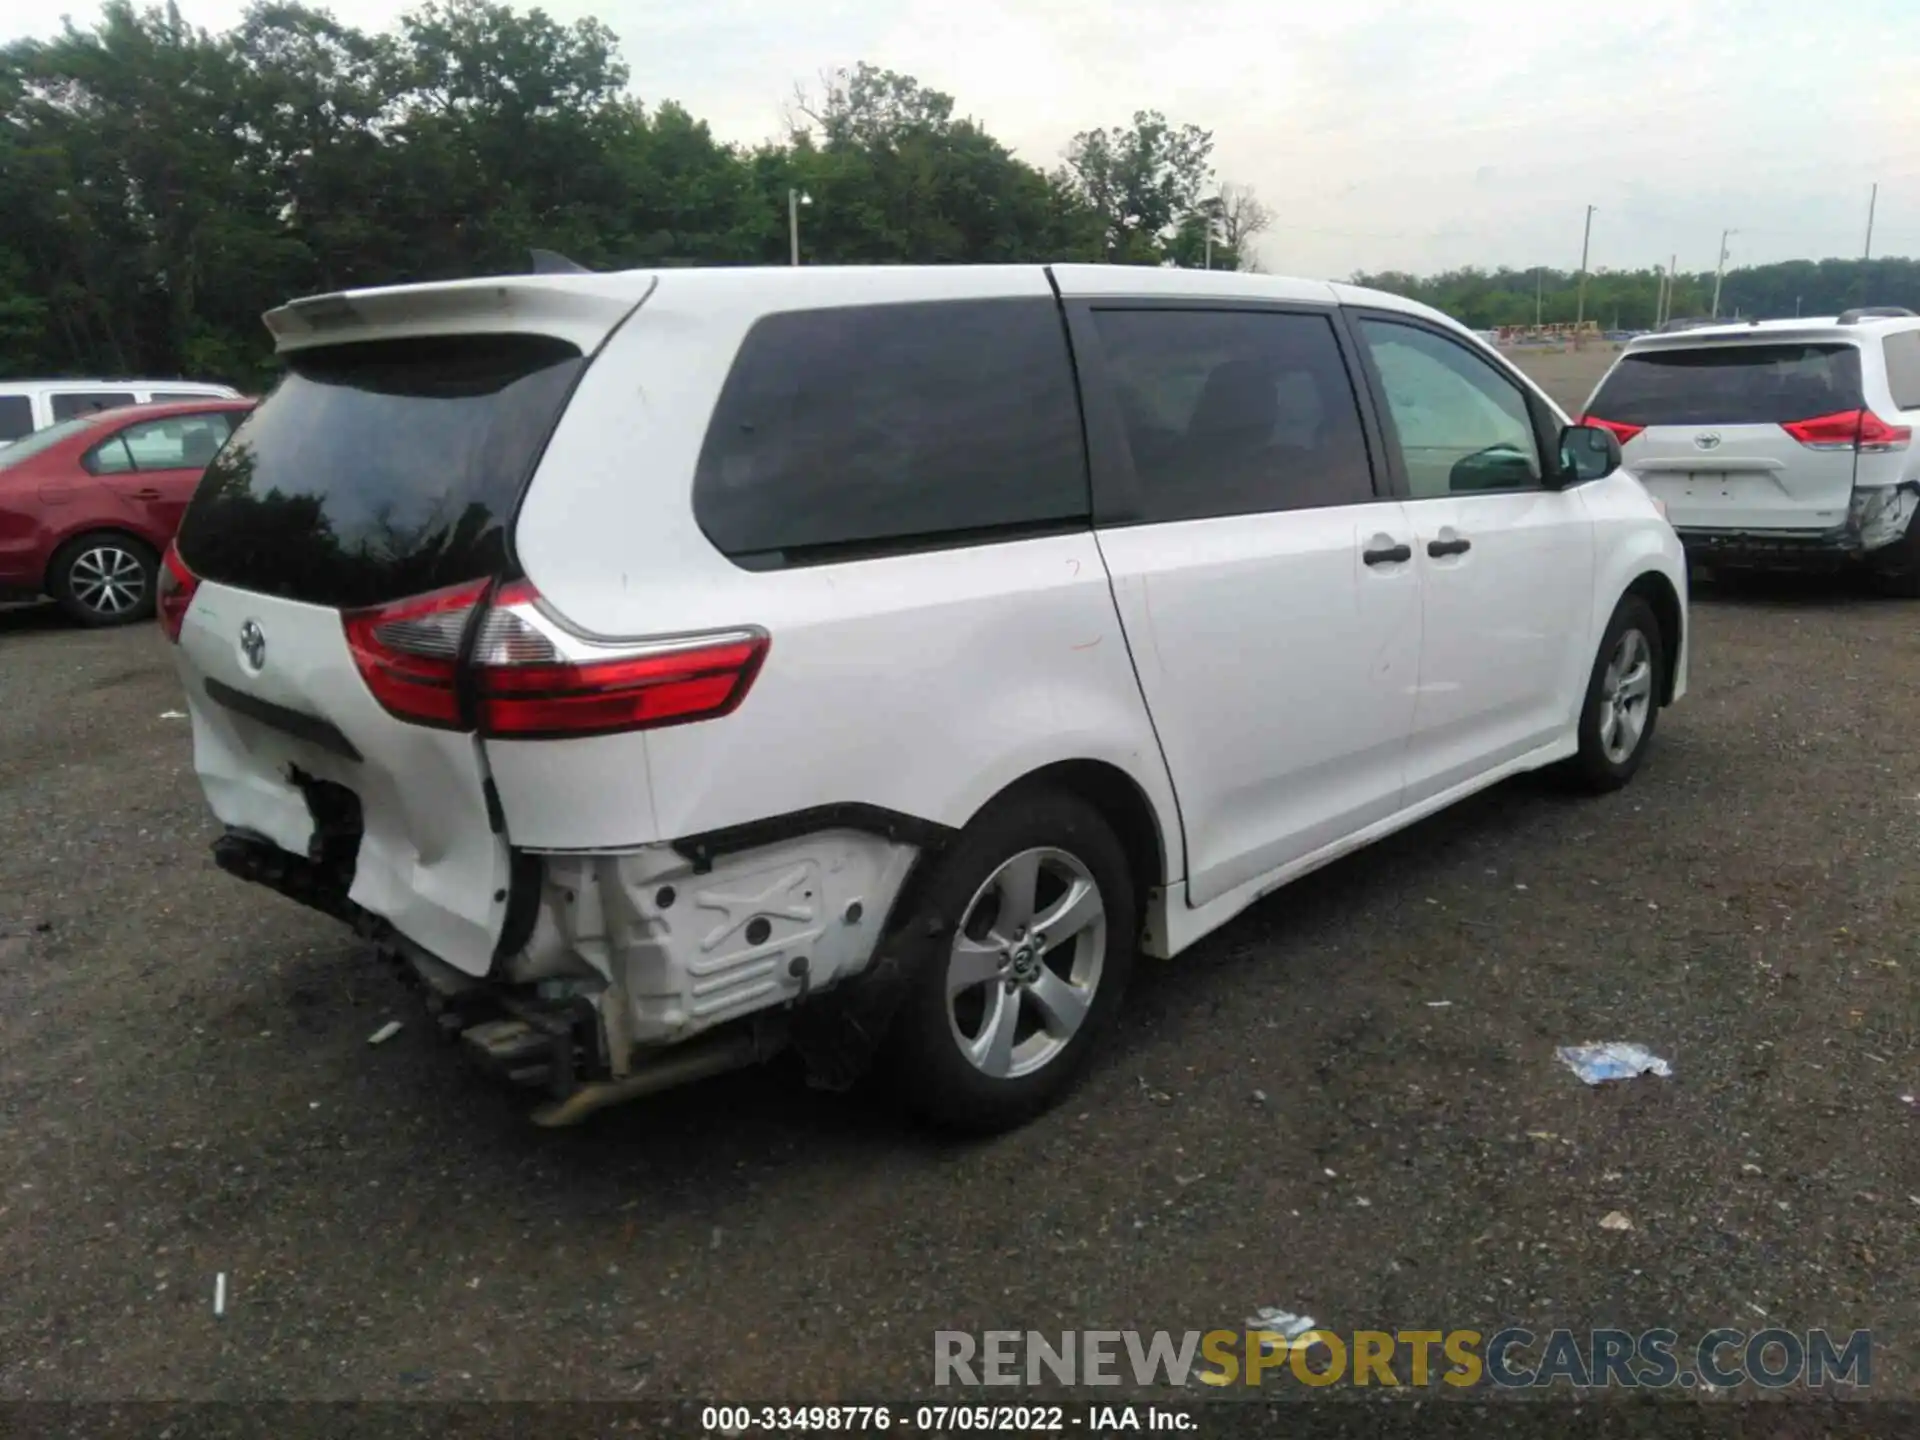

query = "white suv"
[1580,307,1920,587]
[160,264,1687,1132]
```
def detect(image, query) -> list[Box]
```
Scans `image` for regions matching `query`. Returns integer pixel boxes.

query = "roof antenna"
[528,249,592,275]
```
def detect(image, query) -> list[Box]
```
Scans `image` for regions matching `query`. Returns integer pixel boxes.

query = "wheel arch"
[1622,569,1683,704]
[880,757,1173,946]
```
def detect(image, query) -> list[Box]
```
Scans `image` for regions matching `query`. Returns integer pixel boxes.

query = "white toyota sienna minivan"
[160,263,1688,1131]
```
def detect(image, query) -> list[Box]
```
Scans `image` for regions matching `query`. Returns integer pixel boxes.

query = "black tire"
[49,531,158,626]
[879,789,1136,1134]
[1868,521,1920,598]
[1566,593,1665,793]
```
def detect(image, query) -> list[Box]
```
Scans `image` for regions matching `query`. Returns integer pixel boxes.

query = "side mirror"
[1449,443,1541,493]
[1557,422,1621,484]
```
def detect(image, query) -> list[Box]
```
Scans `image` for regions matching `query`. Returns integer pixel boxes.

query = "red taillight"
[341,577,768,738]
[1581,415,1645,446]
[1781,409,1913,452]
[1857,411,1913,453]
[341,578,489,728]
[156,542,199,643]
[471,581,767,739]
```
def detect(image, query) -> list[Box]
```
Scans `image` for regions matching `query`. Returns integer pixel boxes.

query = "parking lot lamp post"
[789,189,812,266]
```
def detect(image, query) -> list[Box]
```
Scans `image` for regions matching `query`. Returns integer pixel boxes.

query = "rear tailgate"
[170,274,653,974]
[178,583,512,973]
[1587,341,1863,531]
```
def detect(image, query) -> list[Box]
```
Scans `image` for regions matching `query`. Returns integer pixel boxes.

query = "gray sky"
[18,0,1920,277]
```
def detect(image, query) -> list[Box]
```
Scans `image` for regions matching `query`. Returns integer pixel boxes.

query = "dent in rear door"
[180,584,515,975]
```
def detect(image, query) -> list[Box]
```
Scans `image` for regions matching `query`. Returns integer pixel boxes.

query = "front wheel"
[880,789,1136,1134]
[1567,594,1665,792]
[50,532,158,626]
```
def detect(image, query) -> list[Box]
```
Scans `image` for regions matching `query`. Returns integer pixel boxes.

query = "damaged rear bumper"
[211,816,928,1121]
[1678,482,1920,571]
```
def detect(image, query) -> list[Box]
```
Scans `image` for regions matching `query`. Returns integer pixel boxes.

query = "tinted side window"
[693,298,1088,567]
[1884,330,1920,411]
[1089,308,1376,522]
[151,391,225,404]
[51,391,137,421]
[0,395,31,441]
[1358,320,1542,499]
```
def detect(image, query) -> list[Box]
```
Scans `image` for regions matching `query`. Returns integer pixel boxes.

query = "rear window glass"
[693,298,1089,567]
[1588,343,1863,426]
[50,391,137,421]
[0,395,32,441]
[0,415,99,468]
[176,334,582,609]
[1883,330,1920,411]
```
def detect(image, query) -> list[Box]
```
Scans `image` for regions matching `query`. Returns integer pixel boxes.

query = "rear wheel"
[1869,520,1920,598]
[880,790,1135,1133]
[50,532,158,626]
[1567,594,1664,793]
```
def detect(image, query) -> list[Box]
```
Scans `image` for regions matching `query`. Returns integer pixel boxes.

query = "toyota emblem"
[239,619,266,671]
[1693,432,1723,451]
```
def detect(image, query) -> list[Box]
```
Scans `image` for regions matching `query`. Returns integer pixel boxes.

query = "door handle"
[131,488,162,500]
[1362,542,1413,566]
[1427,536,1472,558]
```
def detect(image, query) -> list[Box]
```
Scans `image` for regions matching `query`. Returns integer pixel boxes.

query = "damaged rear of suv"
[1580,308,1920,589]
[163,264,1159,1131]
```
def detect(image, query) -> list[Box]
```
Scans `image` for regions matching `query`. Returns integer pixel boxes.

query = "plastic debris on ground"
[1247,1308,1318,1353]
[1557,1042,1672,1084]
[1199,1309,1321,1386]
[159,710,187,720]
[1598,1211,1634,1231]
[214,1272,227,1316]
[367,1020,403,1046]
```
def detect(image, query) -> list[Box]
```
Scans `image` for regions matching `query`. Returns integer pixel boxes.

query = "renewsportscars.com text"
[933,1327,1871,1390]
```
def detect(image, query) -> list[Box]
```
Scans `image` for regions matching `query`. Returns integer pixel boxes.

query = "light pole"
[788,188,812,266]
[1865,182,1878,261]
[1574,204,1596,331]
[1710,228,1735,317]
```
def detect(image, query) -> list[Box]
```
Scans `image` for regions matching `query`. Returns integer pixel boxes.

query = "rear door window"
[1087,307,1377,521]
[51,391,137,421]
[151,390,226,404]
[1883,330,1920,411]
[89,412,235,473]
[175,334,583,609]
[0,395,32,441]
[693,298,1089,567]
[1588,344,1864,426]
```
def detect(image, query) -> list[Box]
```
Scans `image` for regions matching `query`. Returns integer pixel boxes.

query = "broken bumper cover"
[1678,484,1920,570]
[209,819,928,1117]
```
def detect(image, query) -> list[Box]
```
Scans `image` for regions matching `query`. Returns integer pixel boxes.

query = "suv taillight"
[1781,409,1913,452]
[1581,415,1645,446]
[342,579,768,738]
[156,542,200,643]
[341,578,487,728]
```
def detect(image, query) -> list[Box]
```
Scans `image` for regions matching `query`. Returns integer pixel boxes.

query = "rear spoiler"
[263,271,656,356]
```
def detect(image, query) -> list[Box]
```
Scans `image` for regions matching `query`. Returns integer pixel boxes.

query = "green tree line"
[1350,259,1920,333]
[0,0,1272,387]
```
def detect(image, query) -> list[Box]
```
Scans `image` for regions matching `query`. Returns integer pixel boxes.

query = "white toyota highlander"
[159,262,1688,1132]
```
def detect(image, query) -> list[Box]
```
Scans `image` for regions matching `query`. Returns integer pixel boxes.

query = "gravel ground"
[2,576,1916,1406]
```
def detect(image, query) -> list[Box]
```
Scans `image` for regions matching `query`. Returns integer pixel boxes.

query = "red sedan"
[0,398,255,626]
